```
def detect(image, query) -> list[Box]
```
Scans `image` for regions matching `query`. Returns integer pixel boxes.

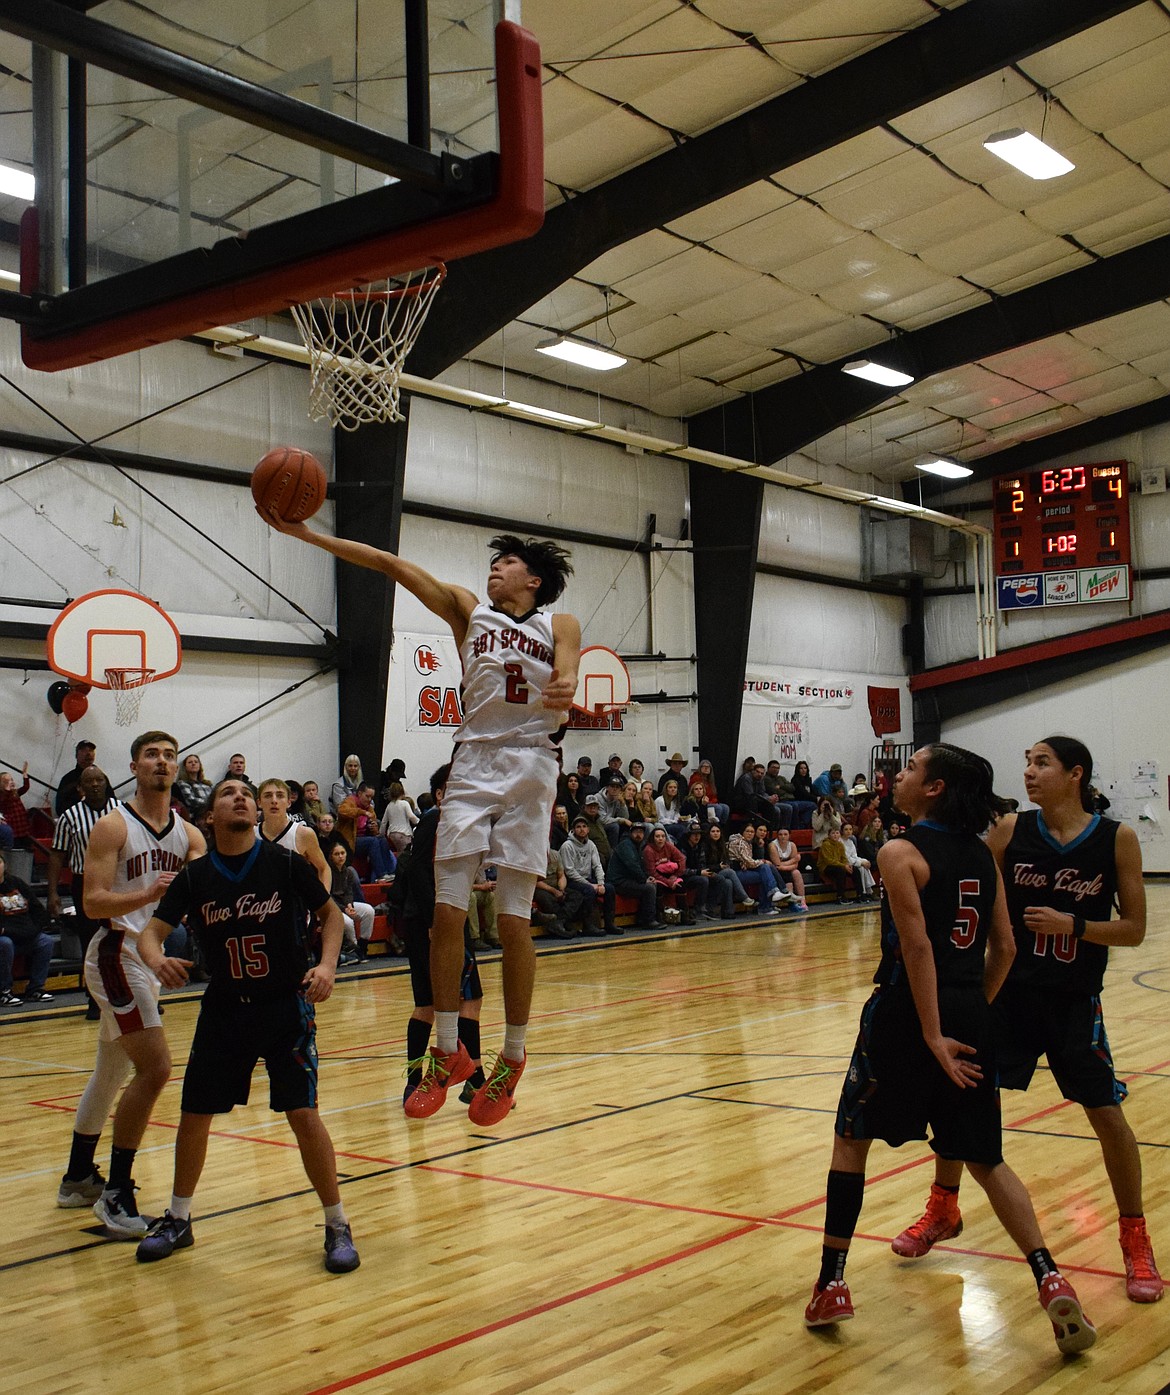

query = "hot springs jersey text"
[106,807,191,937]
[457,602,561,747]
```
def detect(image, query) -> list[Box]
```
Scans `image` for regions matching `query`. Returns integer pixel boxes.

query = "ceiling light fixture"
[982,128,1074,180]
[916,457,973,480]
[842,359,914,388]
[536,336,626,371]
[0,162,34,201]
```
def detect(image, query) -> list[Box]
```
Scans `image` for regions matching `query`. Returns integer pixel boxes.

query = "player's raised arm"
[263,516,477,637]
[543,612,582,712]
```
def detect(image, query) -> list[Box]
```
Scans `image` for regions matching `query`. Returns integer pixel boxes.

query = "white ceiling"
[1,1,1169,483]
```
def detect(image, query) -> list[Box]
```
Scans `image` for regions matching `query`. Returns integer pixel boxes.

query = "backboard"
[47,588,182,689]
[0,1,542,370]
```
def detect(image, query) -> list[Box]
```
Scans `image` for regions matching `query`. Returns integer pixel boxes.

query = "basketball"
[251,446,327,523]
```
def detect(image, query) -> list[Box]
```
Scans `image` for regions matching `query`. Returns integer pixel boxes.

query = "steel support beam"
[332,405,410,774]
[411,0,1141,376]
[688,464,764,803]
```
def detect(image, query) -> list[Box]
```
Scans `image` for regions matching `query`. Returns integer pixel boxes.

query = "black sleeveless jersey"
[155,840,330,1000]
[875,822,998,992]
[1002,810,1117,994]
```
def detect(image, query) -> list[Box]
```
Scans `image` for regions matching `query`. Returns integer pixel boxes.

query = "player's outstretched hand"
[153,956,193,989]
[929,1035,982,1089]
[1022,905,1073,938]
[256,505,312,540]
[541,668,576,712]
[302,963,335,1003]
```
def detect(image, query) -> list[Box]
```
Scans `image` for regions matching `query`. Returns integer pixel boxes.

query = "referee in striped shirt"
[48,766,119,1019]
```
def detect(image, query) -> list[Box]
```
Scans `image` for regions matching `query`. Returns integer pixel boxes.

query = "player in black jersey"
[895,734,1162,1303]
[131,779,360,1274]
[804,744,1096,1356]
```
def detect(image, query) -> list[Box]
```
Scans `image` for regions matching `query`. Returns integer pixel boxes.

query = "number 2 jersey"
[875,822,998,991]
[154,839,330,1001]
[1002,810,1117,994]
[457,602,563,748]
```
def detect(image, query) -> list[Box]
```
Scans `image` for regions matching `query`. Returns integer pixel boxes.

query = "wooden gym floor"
[4,892,1170,1395]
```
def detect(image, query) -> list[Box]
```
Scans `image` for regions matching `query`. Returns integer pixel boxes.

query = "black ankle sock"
[407,1016,432,1064]
[109,1145,136,1191]
[66,1131,100,1180]
[818,1244,848,1289]
[936,1183,961,1196]
[457,1015,481,1067]
[1026,1247,1058,1285]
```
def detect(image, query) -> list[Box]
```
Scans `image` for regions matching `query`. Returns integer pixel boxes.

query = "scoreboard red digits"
[993,461,1130,575]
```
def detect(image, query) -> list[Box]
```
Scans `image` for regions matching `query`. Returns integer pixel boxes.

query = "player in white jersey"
[57,731,206,1239]
[265,513,579,1126]
[258,778,330,889]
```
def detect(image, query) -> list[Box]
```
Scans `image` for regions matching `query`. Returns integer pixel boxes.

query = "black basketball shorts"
[992,982,1127,1109]
[181,991,319,1114]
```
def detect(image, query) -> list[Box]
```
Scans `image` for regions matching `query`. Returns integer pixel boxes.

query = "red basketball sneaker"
[803,1279,854,1327]
[1120,1216,1164,1303]
[891,1183,963,1258]
[467,1051,525,1127]
[1037,1273,1097,1355]
[403,1042,474,1120]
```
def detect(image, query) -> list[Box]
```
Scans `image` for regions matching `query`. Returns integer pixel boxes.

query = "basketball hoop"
[290,263,446,431]
[106,667,156,727]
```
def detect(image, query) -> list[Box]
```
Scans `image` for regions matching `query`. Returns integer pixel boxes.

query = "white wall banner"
[744,669,855,708]
[772,708,810,762]
[402,633,464,732]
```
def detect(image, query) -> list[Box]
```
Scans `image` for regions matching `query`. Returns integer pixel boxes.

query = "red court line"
[302,1222,763,1395]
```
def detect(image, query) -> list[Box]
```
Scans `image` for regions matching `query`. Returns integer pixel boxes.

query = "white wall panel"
[758,477,866,581]
[942,649,1170,873]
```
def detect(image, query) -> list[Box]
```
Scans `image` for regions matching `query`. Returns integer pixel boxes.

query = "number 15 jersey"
[456,602,562,748]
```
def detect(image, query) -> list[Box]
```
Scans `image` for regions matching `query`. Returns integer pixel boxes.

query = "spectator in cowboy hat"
[657,752,689,794]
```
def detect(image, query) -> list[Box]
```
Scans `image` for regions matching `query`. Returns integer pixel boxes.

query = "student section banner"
[744,669,855,708]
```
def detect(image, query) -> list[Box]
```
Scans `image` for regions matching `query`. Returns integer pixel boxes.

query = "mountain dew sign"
[1079,565,1129,603]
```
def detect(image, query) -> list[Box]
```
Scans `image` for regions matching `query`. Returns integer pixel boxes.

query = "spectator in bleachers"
[286,780,305,818]
[327,842,374,964]
[703,825,755,912]
[689,759,728,821]
[682,823,729,918]
[47,764,119,1018]
[841,822,877,900]
[574,756,600,799]
[550,804,571,851]
[627,758,646,785]
[221,752,258,795]
[765,758,814,829]
[680,778,721,831]
[599,776,633,846]
[315,811,346,862]
[792,760,815,804]
[379,781,419,854]
[0,814,11,851]
[557,770,584,822]
[752,826,797,906]
[330,754,363,815]
[732,760,783,830]
[816,826,853,902]
[468,862,500,951]
[657,752,689,795]
[560,815,607,935]
[765,827,809,912]
[728,821,784,911]
[580,795,612,867]
[655,778,689,843]
[377,758,409,819]
[55,740,114,815]
[173,754,212,824]
[887,820,905,840]
[811,796,842,849]
[811,763,843,798]
[855,811,885,864]
[301,781,327,830]
[642,825,695,923]
[0,849,54,1004]
[604,822,663,932]
[337,783,396,880]
[532,845,573,938]
[604,752,626,784]
[634,781,661,827]
[0,763,35,849]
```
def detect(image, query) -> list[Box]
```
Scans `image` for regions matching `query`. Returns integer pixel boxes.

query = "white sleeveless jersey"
[261,818,302,853]
[107,805,192,938]
[457,602,562,748]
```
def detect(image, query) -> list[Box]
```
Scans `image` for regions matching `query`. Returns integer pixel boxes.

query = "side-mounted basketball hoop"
[290,262,446,429]
[47,590,182,727]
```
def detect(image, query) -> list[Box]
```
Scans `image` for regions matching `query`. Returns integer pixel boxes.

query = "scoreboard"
[992,462,1131,609]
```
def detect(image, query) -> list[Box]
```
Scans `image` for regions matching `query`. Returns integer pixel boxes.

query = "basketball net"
[106,667,155,727]
[290,263,446,431]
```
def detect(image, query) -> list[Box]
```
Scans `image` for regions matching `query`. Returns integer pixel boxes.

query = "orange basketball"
[251,446,327,523]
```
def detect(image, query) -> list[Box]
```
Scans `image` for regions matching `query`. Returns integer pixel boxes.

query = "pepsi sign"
[997,575,1042,610]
